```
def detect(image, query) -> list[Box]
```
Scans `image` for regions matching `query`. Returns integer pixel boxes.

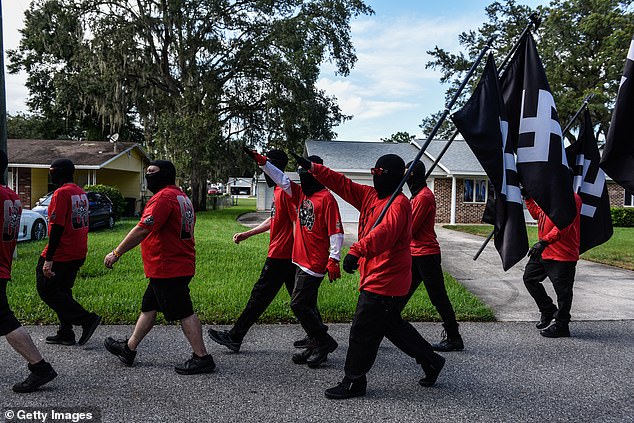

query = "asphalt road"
[1,322,633,422]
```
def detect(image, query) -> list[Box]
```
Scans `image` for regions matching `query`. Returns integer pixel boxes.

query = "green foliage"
[381,131,416,143]
[9,0,373,210]
[611,207,634,227]
[423,0,634,141]
[7,199,494,324]
[84,184,125,218]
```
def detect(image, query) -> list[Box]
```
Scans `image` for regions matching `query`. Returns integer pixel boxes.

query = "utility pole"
[0,0,8,184]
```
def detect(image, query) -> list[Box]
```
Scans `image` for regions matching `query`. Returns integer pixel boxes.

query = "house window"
[625,190,634,207]
[463,179,487,203]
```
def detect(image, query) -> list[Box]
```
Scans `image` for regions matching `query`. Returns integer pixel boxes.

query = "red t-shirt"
[267,186,296,259]
[526,193,582,262]
[410,187,441,256]
[41,184,89,262]
[286,183,343,275]
[138,186,196,278]
[312,164,412,296]
[0,186,21,279]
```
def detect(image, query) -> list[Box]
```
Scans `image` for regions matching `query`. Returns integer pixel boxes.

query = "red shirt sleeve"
[312,163,369,211]
[325,194,344,237]
[48,191,68,226]
[525,198,541,221]
[350,198,409,259]
[138,195,171,232]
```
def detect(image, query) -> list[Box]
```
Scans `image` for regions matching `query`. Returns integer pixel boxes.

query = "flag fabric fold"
[452,54,528,270]
[500,32,576,230]
[566,109,613,253]
[600,33,634,192]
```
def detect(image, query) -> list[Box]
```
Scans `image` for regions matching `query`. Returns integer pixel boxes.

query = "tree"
[9,0,372,210]
[381,131,416,143]
[422,0,634,142]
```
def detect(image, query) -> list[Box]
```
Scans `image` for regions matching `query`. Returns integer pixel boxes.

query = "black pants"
[523,257,577,325]
[290,268,328,343]
[345,290,442,382]
[410,254,459,336]
[0,279,21,336]
[230,258,297,341]
[36,256,92,334]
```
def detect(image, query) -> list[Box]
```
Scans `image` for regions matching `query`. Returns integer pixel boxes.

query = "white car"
[17,209,48,242]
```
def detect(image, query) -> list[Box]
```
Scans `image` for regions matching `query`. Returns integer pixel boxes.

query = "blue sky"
[2,0,547,141]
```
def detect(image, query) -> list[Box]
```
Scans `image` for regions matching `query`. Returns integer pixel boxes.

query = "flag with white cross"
[566,109,613,253]
[600,32,634,192]
[500,32,577,230]
[452,54,529,270]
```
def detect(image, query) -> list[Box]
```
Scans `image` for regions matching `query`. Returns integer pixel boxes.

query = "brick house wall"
[434,178,452,223]
[17,169,32,209]
[607,182,626,207]
[433,177,488,223]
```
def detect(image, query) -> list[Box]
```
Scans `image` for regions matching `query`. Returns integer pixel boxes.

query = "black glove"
[291,152,312,171]
[527,240,548,259]
[342,253,360,274]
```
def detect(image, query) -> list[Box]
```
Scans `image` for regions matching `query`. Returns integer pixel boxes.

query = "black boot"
[325,377,367,400]
[540,323,570,338]
[306,335,338,368]
[175,353,216,375]
[293,335,314,349]
[45,331,76,346]
[536,312,556,329]
[12,360,57,393]
[419,354,445,387]
[104,337,137,366]
[432,328,464,352]
[78,314,102,345]
[208,328,241,353]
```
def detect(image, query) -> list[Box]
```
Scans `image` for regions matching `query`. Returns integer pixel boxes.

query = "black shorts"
[141,276,195,321]
[0,279,21,336]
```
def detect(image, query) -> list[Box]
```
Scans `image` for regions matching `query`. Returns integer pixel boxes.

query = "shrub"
[84,184,126,218]
[610,207,634,227]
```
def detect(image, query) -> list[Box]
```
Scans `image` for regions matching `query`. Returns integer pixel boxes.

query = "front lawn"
[7,199,494,324]
[443,224,634,270]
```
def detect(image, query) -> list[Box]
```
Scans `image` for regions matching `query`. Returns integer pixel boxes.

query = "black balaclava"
[264,149,288,188]
[0,151,8,185]
[50,158,75,187]
[299,155,325,197]
[146,160,176,194]
[406,160,427,197]
[373,154,405,199]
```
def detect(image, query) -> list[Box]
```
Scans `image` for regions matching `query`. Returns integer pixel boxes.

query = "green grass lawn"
[7,198,493,324]
[443,224,634,270]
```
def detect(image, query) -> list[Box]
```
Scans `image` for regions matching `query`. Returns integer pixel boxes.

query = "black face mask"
[299,170,324,197]
[405,161,427,197]
[50,158,75,187]
[373,154,405,199]
[146,160,176,194]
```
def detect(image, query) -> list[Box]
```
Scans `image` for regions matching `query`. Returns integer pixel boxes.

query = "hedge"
[611,207,634,227]
[84,184,126,218]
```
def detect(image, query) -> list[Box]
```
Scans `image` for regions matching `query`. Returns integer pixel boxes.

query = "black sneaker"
[78,314,102,346]
[45,333,76,346]
[536,312,556,329]
[104,337,137,366]
[306,336,338,369]
[175,354,216,375]
[540,324,570,338]
[419,355,446,387]
[12,364,57,393]
[292,346,314,364]
[432,332,464,352]
[293,336,313,349]
[207,328,241,353]
[325,378,367,400]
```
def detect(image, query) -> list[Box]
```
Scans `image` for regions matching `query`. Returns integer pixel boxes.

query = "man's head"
[0,151,8,185]
[49,158,75,187]
[405,160,427,196]
[264,149,288,187]
[372,154,405,199]
[299,155,324,196]
[146,160,176,194]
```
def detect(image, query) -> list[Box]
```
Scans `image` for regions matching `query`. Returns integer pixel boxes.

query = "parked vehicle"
[33,191,115,231]
[18,209,47,242]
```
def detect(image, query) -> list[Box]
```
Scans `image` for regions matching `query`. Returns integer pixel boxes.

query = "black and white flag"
[452,54,528,271]
[500,32,577,230]
[566,110,613,253]
[600,32,634,192]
